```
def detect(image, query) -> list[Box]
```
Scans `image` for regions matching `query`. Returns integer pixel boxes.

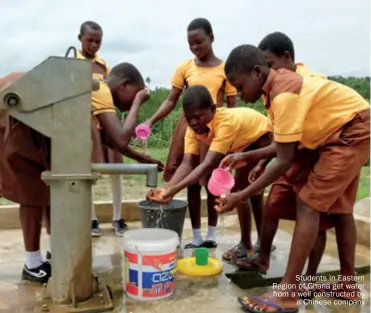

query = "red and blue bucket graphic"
[125,250,177,299]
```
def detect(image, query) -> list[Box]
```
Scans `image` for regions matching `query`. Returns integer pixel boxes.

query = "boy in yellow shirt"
[0,63,163,284]
[218,44,369,312]
[234,32,333,289]
[147,85,271,256]
[76,21,125,237]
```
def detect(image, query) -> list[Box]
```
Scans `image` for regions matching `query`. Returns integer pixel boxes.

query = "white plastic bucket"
[123,228,179,301]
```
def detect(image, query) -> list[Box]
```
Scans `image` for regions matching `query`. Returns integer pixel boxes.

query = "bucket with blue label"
[123,228,179,301]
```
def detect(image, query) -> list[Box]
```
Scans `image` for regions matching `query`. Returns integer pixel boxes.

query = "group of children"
[146,26,369,313]
[0,17,369,313]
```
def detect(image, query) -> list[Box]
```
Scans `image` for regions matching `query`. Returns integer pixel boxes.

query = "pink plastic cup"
[135,124,151,140]
[207,168,235,196]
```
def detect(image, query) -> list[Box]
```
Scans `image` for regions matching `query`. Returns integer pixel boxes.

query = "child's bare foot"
[297,281,315,299]
[235,252,269,274]
[238,289,299,312]
[317,281,362,301]
[222,243,254,262]
[253,242,277,254]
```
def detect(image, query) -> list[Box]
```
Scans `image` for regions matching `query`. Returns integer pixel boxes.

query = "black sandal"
[184,243,201,249]
[235,255,267,274]
[222,243,250,262]
[200,240,217,249]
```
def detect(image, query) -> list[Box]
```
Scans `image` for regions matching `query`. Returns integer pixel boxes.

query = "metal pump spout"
[91,163,158,187]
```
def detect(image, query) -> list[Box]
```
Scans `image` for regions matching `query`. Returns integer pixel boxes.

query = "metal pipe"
[92,163,158,187]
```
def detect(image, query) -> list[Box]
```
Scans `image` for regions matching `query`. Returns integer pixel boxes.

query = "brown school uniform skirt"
[0,115,51,207]
[164,113,209,185]
[266,109,370,227]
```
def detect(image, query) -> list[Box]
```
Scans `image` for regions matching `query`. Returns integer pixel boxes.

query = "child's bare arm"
[167,151,223,195]
[165,154,198,188]
[145,87,182,127]
[240,142,296,198]
[226,96,236,108]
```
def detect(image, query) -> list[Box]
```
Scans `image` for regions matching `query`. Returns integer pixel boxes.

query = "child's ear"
[283,50,292,61]
[209,33,215,43]
[211,104,217,113]
[78,34,82,42]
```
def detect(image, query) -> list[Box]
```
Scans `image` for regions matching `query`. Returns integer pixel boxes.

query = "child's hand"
[146,188,172,204]
[134,87,150,104]
[142,155,165,172]
[219,152,248,171]
[248,163,265,183]
[214,193,241,214]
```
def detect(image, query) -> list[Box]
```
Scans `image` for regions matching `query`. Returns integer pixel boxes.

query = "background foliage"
[125,76,370,148]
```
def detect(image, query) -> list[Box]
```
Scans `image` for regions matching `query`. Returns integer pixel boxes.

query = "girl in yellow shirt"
[145,18,236,249]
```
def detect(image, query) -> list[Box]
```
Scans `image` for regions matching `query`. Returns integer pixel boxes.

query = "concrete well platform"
[0,216,369,313]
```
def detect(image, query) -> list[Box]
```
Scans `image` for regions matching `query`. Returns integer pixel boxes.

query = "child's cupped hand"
[248,163,265,183]
[214,193,241,214]
[146,188,173,204]
[219,152,248,171]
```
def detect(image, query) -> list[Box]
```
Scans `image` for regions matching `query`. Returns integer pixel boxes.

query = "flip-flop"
[184,243,202,249]
[253,244,277,253]
[200,240,217,249]
[222,243,249,262]
[238,296,298,313]
[235,257,267,274]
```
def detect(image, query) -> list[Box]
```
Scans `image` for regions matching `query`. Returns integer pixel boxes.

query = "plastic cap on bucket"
[135,124,151,140]
[195,248,209,266]
[208,168,235,196]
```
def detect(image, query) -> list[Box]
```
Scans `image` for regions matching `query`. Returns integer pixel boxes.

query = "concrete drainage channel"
[0,197,369,247]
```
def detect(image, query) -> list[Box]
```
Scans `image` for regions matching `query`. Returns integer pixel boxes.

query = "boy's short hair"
[258,32,295,61]
[225,44,268,76]
[80,21,102,35]
[182,85,213,109]
[110,63,144,85]
[187,18,213,35]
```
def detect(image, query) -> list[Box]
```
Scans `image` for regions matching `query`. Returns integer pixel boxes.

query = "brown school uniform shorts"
[0,115,103,207]
[299,109,370,214]
[0,115,51,207]
[266,109,370,226]
[265,148,334,231]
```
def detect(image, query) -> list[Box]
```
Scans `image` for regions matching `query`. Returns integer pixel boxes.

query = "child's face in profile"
[79,27,102,58]
[262,50,291,71]
[227,70,264,104]
[183,105,215,134]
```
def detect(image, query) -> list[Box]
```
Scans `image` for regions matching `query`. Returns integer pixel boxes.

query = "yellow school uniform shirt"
[265,63,326,130]
[91,81,116,127]
[295,63,326,79]
[171,59,236,104]
[184,107,269,155]
[263,69,370,149]
[76,50,110,80]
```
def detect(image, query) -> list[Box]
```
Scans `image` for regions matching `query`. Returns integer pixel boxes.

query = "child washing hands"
[147,85,273,258]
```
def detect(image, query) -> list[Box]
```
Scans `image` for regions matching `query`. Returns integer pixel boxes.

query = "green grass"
[123,146,169,183]
[357,166,370,200]
[128,147,370,200]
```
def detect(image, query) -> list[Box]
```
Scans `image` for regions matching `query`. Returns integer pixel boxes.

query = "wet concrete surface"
[0,216,369,313]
